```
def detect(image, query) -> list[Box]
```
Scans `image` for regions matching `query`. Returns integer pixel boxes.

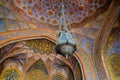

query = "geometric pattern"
[26,38,55,55]
[13,0,106,25]
[0,0,36,32]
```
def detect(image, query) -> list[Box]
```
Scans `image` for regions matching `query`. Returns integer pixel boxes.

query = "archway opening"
[0,38,84,80]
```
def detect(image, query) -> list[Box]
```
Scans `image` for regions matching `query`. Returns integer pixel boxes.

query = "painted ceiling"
[0,0,109,32]
[0,0,120,80]
[13,0,106,26]
[0,0,110,58]
[0,0,112,58]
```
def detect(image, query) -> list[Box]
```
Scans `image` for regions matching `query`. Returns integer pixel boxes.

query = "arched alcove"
[26,59,48,74]
[0,57,23,80]
[103,15,120,80]
[25,59,49,80]
[0,37,85,80]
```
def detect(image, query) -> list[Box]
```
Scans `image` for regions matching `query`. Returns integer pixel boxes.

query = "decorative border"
[93,1,120,80]
[74,47,97,80]
[0,28,56,48]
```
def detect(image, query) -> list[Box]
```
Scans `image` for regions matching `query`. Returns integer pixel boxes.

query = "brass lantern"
[55,2,76,59]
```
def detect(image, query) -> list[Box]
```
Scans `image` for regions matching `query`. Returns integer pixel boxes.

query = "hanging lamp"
[55,1,76,59]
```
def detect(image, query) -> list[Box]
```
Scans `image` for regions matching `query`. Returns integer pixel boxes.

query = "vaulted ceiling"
[13,0,108,26]
[0,0,112,61]
[0,0,111,32]
[0,0,112,59]
[1,0,119,80]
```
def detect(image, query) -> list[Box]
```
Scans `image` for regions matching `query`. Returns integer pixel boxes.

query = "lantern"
[55,2,76,59]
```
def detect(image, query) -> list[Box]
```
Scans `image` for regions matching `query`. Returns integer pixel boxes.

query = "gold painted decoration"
[27,59,48,75]
[85,42,91,50]
[26,39,55,55]
[0,66,22,80]
[106,54,120,80]
[24,69,48,80]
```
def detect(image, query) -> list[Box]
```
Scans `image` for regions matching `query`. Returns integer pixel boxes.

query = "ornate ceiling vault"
[0,0,120,80]
[0,38,81,80]
[7,0,111,27]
